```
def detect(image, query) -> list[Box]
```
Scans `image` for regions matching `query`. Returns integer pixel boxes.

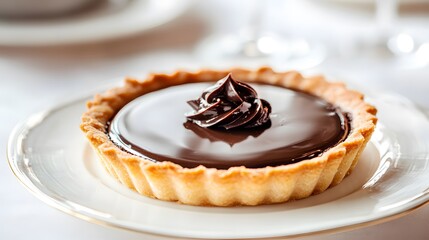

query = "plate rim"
[7,94,429,239]
[0,0,192,46]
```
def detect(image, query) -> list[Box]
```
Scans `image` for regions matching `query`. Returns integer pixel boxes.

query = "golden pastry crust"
[81,67,377,206]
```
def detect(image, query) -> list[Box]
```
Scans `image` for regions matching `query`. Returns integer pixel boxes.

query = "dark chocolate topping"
[108,83,350,169]
[185,74,271,129]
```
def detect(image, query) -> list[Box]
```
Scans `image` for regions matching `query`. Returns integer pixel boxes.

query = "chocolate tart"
[81,68,377,206]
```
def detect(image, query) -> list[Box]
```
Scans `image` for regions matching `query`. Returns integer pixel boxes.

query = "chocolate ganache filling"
[185,74,271,129]
[108,78,350,169]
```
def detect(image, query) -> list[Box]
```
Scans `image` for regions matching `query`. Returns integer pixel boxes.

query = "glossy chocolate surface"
[108,83,350,169]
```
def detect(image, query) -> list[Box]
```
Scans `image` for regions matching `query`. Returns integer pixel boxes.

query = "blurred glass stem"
[375,0,416,55]
[236,0,267,57]
[376,0,397,40]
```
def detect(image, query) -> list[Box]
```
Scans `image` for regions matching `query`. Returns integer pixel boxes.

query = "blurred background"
[1,0,428,239]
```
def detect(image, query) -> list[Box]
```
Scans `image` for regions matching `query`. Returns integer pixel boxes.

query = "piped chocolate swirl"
[108,82,350,169]
[185,74,271,129]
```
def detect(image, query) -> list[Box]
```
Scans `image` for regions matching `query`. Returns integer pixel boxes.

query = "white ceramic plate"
[8,89,429,239]
[0,0,191,46]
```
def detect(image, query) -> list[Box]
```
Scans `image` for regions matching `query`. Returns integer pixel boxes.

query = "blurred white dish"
[0,0,191,46]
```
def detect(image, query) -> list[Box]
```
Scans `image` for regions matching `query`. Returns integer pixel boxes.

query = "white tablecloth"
[1,0,429,239]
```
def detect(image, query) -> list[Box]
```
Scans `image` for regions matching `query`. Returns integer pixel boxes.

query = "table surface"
[1,0,429,239]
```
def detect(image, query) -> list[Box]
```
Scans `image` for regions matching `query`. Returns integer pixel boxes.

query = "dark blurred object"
[0,0,103,18]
